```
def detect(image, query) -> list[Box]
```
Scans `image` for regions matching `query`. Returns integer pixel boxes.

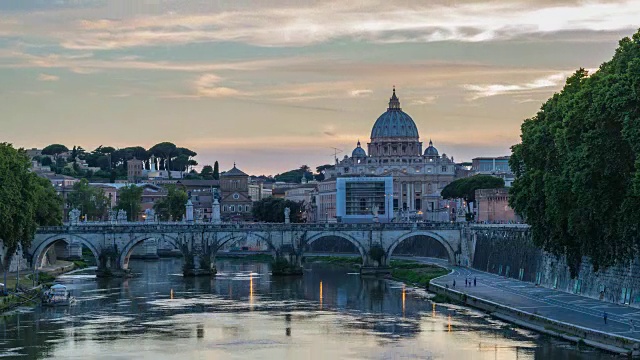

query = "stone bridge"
[29,222,529,277]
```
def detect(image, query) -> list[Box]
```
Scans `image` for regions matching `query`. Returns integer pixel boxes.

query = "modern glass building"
[336,177,393,223]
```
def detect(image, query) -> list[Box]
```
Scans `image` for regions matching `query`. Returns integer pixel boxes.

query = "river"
[0,258,621,359]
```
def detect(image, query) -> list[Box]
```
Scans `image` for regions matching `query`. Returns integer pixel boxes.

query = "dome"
[424,139,439,156]
[352,140,367,157]
[370,88,419,140]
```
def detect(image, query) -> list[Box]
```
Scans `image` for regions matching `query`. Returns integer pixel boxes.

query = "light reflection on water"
[0,259,621,360]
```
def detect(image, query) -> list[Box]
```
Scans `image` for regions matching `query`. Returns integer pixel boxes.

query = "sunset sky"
[1,0,639,175]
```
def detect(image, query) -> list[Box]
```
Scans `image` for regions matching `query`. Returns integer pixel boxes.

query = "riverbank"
[305,256,448,287]
[424,259,640,357]
[1,261,76,314]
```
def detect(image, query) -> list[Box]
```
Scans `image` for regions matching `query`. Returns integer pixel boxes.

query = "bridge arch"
[306,232,366,264]
[31,234,100,269]
[119,234,180,270]
[386,231,456,264]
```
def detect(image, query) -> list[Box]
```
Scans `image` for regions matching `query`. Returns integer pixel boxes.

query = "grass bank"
[305,256,361,266]
[389,260,449,288]
[216,253,274,262]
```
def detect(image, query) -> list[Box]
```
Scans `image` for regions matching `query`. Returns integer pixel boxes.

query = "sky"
[1,0,639,175]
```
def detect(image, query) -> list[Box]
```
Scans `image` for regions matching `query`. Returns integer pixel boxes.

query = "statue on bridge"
[117,209,127,223]
[372,205,380,223]
[144,208,155,223]
[212,198,221,224]
[284,207,291,224]
[108,209,117,224]
[68,208,81,225]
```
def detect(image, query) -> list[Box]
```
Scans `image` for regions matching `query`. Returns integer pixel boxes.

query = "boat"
[42,284,75,307]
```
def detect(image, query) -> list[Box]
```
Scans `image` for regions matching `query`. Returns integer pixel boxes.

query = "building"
[127,158,145,183]
[335,177,393,223]
[472,156,514,187]
[314,180,337,223]
[219,164,253,221]
[475,188,520,223]
[174,180,219,221]
[325,88,456,220]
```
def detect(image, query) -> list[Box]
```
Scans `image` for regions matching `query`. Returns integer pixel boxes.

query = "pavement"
[410,256,640,341]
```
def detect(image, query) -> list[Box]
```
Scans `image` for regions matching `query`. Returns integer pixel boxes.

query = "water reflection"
[0,259,620,360]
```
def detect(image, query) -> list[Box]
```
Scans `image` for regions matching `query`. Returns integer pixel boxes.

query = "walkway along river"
[0,258,621,359]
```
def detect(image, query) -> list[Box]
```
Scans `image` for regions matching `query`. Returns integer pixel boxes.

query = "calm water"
[0,259,621,359]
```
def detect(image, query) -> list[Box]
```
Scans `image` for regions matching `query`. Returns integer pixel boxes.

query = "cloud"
[27,1,636,50]
[37,73,59,81]
[194,73,244,98]
[411,96,438,105]
[463,72,571,100]
[349,89,373,97]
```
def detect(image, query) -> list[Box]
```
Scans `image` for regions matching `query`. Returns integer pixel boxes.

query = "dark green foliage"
[32,176,63,226]
[40,157,52,166]
[441,175,504,216]
[0,144,62,271]
[41,144,68,158]
[252,198,304,223]
[201,165,214,179]
[391,266,448,287]
[153,185,188,221]
[510,30,640,275]
[66,179,109,221]
[213,161,220,180]
[274,165,313,183]
[116,185,144,221]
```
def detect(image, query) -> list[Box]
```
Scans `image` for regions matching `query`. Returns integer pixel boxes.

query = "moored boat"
[42,284,75,307]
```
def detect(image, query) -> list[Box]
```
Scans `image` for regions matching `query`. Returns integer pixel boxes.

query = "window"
[230,205,235,212]
[442,166,447,172]
[223,205,228,212]
[233,193,240,200]
[246,205,250,212]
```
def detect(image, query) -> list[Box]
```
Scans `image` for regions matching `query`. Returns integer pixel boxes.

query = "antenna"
[328,147,343,164]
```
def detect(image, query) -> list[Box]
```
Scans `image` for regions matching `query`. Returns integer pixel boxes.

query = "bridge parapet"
[37,221,465,234]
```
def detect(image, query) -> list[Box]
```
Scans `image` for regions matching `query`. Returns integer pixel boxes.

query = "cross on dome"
[388,87,401,110]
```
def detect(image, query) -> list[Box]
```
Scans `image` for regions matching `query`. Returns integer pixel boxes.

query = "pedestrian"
[631,319,635,331]
[453,280,456,288]
[465,278,468,287]
[474,277,477,287]
[604,311,608,325]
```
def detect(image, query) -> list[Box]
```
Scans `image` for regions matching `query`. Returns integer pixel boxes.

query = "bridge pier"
[97,247,130,278]
[181,239,216,277]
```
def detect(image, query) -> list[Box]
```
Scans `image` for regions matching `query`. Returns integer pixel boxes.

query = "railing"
[37,221,466,233]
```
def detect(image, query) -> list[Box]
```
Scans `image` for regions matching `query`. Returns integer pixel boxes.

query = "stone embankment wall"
[472,234,640,307]
[0,242,29,273]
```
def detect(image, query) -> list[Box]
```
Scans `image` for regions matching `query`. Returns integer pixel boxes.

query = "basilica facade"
[325,89,456,217]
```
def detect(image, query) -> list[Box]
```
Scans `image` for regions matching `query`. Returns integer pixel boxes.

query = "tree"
[66,179,109,221]
[32,176,63,226]
[213,161,220,180]
[315,164,334,181]
[149,142,177,171]
[153,185,188,221]
[274,165,313,183]
[201,165,214,179]
[40,156,52,167]
[509,30,640,275]
[116,185,143,221]
[441,175,504,216]
[0,143,62,272]
[252,198,304,223]
[42,144,69,160]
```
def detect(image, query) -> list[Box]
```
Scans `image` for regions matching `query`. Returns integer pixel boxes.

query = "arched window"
[223,205,228,212]
[245,205,250,212]
[230,205,235,212]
